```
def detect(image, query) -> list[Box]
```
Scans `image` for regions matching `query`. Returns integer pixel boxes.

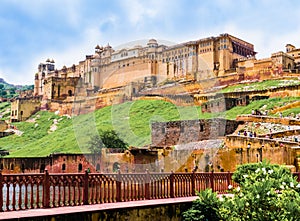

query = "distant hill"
[0,77,33,98]
[0,78,13,87]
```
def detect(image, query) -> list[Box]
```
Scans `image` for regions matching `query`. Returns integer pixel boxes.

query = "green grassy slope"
[221,79,300,93]
[1,96,300,157]
[0,102,10,120]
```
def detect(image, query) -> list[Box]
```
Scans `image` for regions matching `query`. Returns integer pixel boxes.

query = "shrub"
[183,162,300,221]
[182,189,221,221]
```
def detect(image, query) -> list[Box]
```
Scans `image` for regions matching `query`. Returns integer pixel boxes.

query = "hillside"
[1,96,300,157]
[0,77,33,99]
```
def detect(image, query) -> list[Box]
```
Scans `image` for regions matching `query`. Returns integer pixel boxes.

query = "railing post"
[145,170,150,200]
[83,170,89,205]
[170,171,174,198]
[210,170,214,192]
[0,171,3,212]
[43,169,50,208]
[227,171,231,190]
[116,169,122,202]
[192,171,196,196]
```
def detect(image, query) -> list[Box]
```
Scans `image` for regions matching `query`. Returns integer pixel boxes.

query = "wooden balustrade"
[1,171,299,212]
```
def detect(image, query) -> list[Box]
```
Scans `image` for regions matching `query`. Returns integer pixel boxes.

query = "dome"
[147,39,158,45]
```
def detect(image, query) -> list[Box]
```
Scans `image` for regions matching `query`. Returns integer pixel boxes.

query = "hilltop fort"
[3,33,300,174]
[11,32,300,121]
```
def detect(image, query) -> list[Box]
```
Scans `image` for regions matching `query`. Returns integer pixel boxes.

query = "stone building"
[286,43,300,70]
[151,118,242,147]
[201,95,249,113]
[10,97,41,122]
[34,33,256,101]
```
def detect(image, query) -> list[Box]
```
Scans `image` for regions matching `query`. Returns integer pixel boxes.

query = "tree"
[100,130,128,150]
[183,161,300,221]
[87,130,128,154]
[1,90,7,96]
[87,135,104,154]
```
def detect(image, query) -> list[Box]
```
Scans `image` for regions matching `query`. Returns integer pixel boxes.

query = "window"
[96,164,100,171]
[62,163,66,171]
[78,163,83,172]
[40,164,45,173]
[200,124,204,132]
[113,162,120,172]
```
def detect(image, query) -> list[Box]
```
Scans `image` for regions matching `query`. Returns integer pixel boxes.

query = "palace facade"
[10,33,300,121]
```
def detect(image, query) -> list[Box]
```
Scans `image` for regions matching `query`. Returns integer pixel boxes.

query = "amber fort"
[4,33,300,174]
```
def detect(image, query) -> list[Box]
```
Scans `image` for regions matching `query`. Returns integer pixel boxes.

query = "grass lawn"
[221,79,300,93]
[1,96,300,157]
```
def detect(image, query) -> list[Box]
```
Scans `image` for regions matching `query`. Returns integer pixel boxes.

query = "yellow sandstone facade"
[10,33,299,122]
[33,33,256,100]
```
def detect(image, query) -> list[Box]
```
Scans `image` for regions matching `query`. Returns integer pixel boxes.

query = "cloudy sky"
[0,0,300,85]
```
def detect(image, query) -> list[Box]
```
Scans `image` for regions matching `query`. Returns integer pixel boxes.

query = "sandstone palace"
[10,33,299,121]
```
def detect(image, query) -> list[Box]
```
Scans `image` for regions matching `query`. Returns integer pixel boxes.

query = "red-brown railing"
[1,171,300,212]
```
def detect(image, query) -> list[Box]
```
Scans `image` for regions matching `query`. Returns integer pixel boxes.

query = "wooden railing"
[1,171,300,212]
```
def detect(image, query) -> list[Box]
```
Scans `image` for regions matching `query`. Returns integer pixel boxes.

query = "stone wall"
[236,115,300,126]
[225,135,299,170]
[10,97,41,122]
[0,149,158,174]
[151,119,242,147]
[201,96,249,113]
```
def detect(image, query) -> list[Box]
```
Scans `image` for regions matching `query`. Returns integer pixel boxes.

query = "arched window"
[78,163,83,172]
[40,164,45,173]
[0,163,4,170]
[113,162,120,172]
[62,163,66,171]
[96,163,100,172]
[68,90,72,96]
[10,164,14,170]
[21,163,25,173]
[58,85,61,97]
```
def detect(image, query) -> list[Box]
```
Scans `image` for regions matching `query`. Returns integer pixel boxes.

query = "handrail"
[1,171,299,212]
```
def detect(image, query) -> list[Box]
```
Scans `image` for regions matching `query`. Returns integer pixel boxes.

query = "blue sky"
[1,0,300,85]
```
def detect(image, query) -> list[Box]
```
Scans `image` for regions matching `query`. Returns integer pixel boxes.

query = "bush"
[183,162,300,221]
[182,189,221,221]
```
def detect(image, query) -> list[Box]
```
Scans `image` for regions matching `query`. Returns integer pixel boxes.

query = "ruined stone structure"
[201,95,249,113]
[10,97,41,122]
[151,118,242,147]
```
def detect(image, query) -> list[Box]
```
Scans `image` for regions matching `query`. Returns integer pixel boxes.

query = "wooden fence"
[1,170,300,212]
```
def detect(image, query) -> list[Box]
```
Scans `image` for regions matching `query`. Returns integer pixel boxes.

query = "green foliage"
[0,81,34,98]
[182,189,221,221]
[232,161,293,186]
[88,130,128,154]
[2,95,300,157]
[221,79,300,93]
[183,162,300,221]
[87,135,104,154]
[224,97,300,120]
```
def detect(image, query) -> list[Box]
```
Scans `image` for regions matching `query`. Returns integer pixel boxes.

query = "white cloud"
[2,0,83,28]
